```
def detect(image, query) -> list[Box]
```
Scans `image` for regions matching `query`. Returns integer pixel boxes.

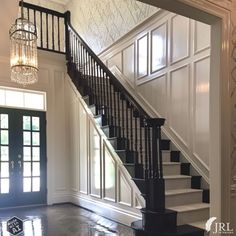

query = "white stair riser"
[165,178,191,190]
[177,208,209,226]
[162,151,171,162]
[166,192,202,207]
[163,164,181,175]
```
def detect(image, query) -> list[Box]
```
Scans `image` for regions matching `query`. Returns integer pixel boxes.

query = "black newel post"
[145,118,165,212]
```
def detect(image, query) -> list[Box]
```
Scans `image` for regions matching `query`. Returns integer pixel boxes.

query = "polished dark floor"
[0,204,134,236]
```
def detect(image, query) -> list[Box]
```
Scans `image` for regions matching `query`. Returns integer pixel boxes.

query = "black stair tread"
[132,220,205,235]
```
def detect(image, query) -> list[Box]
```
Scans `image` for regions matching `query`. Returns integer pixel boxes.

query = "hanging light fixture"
[9,0,38,85]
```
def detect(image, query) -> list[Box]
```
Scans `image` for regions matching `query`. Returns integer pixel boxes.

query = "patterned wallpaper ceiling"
[48,0,70,5]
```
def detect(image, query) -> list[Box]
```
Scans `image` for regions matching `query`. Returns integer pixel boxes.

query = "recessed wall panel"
[119,172,132,206]
[107,52,122,72]
[104,146,116,201]
[137,34,148,78]
[89,122,101,197]
[194,57,210,167]
[171,15,189,63]
[79,104,88,193]
[123,44,135,85]
[138,75,167,117]
[170,66,189,146]
[194,21,211,54]
[151,23,167,73]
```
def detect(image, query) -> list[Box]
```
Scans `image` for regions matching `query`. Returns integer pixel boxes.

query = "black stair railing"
[21,2,66,54]
[65,11,166,211]
[22,3,166,212]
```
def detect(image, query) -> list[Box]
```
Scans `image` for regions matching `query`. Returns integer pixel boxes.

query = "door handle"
[18,161,22,168]
[11,161,14,169]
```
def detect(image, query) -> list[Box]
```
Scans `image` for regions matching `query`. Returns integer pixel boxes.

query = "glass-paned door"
[0,107,46,208]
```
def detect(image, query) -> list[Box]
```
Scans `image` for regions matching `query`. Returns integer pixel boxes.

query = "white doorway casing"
[138,0,234,232]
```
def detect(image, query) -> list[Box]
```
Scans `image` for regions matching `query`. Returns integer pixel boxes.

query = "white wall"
[100,10,211,182]
[65,77,143,225]
[0,51,70,204]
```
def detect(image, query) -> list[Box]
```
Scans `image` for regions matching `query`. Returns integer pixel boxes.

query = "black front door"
[0,107,47,208]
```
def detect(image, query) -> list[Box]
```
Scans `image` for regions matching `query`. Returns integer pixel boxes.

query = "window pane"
[23,147,31,161]
[32,132,40,146]
[1,146,9,161]
[5,90,24,107]
[24,93,44,110]
[1,179,9,194]
[32,147,40,161]
[23,162,31,177]
[0,114,8,129]
[23,132,31,145]
[23,178,31,192]
[1,130,9,145]
[32,117,40,131]
[23,116,31,130]
[1,163,9,178]
[32,177,40,192]
[32,162,40,176]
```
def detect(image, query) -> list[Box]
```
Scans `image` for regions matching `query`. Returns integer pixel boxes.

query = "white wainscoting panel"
[169,65,190,147]
[137,34,148,78]
[194,21,211,54]
[138,74,167,118]
[79,103,88,194]
[193,57,210,166]
[151,23,167,73]
[123,44,135,85]
[89,121,102,198]
[104,145,116,202]
[99,10,211,176]
[118,171,132,206]
[171,15,190,64]
[107,52,123,72]
[65,78,143,224]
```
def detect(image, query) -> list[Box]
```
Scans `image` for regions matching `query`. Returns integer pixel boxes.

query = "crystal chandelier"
[9,0,38,85]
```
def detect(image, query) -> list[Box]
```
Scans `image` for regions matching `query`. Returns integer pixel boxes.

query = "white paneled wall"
[100,10,211,180]
[65,78,143,225]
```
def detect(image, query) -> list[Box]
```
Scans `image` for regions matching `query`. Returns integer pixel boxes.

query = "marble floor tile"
[0,204,134,236]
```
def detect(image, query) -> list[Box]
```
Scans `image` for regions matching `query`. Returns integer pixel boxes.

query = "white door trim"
[138,0,231,225]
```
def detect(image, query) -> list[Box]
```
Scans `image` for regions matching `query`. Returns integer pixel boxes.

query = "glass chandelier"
[9,0,38,85]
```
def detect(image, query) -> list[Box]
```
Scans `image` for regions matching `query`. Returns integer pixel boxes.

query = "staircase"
[65,14,210,236]
[21,3,210,236]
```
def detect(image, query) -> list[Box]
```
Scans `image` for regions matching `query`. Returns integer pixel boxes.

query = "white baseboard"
[49,192,71,205]
[70,193,141,226]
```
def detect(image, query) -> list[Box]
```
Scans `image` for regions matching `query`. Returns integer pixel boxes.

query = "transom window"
[0,87,46,111]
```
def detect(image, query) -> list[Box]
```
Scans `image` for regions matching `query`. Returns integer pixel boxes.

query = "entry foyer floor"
[0,204,134,235]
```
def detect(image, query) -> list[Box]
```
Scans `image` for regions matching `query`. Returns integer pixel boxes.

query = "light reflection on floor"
[0,204,134,236]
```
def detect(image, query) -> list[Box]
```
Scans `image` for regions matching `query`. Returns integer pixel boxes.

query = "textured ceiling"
[48,0,70,5]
